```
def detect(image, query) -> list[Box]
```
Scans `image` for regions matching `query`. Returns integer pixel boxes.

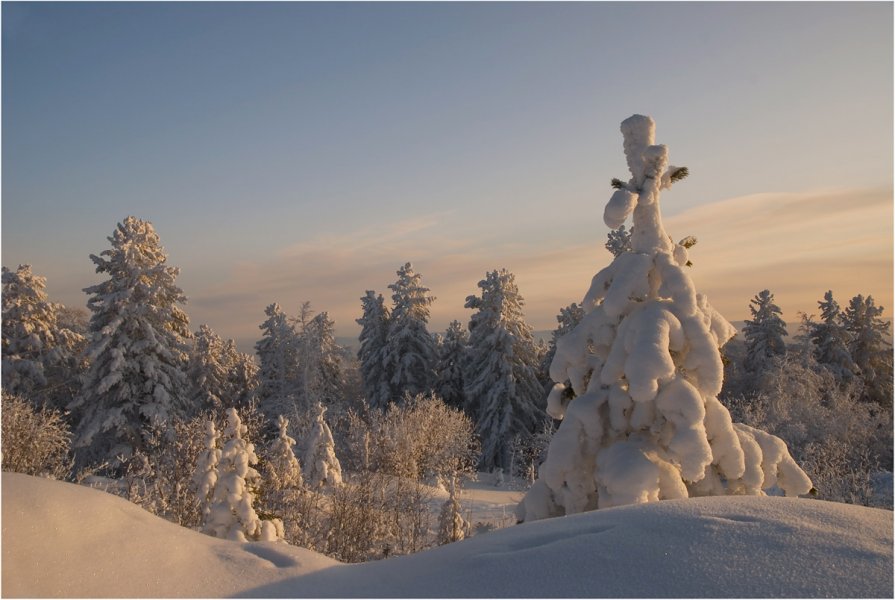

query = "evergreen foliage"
[256,303,300,425]
[384,263,437,402]
[357,291,392,409]
[303,402,343,488]
[841,294,893,408]
[1,264,85,409]
[743,289,788,372]
[605,226,632,258]
[434,320,468,410]
[70,216,191,466]
[464,269,545,471]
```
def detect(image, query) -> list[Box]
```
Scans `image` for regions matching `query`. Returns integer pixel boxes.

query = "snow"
[3,472,892,598]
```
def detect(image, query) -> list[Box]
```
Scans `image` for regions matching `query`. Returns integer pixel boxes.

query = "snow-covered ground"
[3,472,891,598]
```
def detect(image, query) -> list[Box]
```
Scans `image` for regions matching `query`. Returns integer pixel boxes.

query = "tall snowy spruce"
[357,291,392,409]
[517,116,812,521]
[435,320,469,410]
[70,217,191,466]
[256,303,300,424]
[1,264,85,408]
[383,263,437,402]
[806,291,858,380]
[303,401,343,488]
[464,269,545,471]
[743,289,788,372]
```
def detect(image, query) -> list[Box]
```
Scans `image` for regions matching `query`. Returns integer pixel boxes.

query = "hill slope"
[2,472,892,598]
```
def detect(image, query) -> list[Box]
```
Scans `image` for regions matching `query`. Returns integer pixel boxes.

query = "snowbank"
[2,472,892,598]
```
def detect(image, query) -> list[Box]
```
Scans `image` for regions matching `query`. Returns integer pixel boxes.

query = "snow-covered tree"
[303,401,343,488]
[188,325,231,412]
[384,263,437,402]
[221,339,259,411]
[464,269,545,471]
[841,294,892,408]
[437,478,467,545]
[256,303,300,425]
[540,302,585,392]
[193,419,221,519]
[1,264,85,408]
[743,289,788,372]
[805,291,859,380]
[202,408,282,542]
[70,216,192,466]
[605,225,632,258]
[299,310,343,409]
[517,115,812,521]
[434,320,468,410]
[357,291,392,409]
[265,415,304,491]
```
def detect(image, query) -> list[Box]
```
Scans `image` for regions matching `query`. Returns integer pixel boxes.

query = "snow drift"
[2,472,892,598]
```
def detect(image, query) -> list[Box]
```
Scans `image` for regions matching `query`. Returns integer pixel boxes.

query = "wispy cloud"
[190,187,892,350]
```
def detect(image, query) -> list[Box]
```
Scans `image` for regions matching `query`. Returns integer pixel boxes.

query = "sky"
[2,2,892,352]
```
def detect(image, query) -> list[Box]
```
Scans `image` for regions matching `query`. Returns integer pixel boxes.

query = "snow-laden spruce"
[464,269,545,472]
[201,408,283,542]
[1,264,84,408]
[70,217,191,466]
[517,116,812,521]
[743,289,788,372]
[434,320,468,410]
[384,263,437,402]
[256,303,301,424]
[806,291,859,380]
[357,290,392,409]
[303,401,342,488]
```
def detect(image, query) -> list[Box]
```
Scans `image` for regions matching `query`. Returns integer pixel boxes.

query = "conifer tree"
[605,225,632,258]
[437,478,467,545]
[266,414,304,491]
[435,320,469,410]
[357,290,392,409]
[188,324,230,412]
[202,408,282,542]
[841,294,893,408]
[256,303,300,425]
[1,264,84,409]
[806,291,858,380]
[222,339,260,411]
[384,263,437,402]
[464,269,545,471]
[303,401,343,488]
[540,302,585,393]
[299,311,343,408]
[70,216,191,466]
[743,289,788,372]
[193,419,221,521]
[517,116,811,521]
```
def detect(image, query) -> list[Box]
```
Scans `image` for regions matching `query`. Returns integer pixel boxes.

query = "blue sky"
[3,2,892,351]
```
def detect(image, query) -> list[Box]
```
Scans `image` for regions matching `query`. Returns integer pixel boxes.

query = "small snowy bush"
[0,391,72,479]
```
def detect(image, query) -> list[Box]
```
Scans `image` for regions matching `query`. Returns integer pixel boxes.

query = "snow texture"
[518,116,812,520]
[4,472,891,598]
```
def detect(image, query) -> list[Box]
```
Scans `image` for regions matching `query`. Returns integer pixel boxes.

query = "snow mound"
[3,472,892,598]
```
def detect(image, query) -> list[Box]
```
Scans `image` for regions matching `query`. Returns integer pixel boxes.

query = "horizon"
[3,2,892,354]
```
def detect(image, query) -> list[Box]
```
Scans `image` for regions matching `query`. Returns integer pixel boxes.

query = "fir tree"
[1,264,85,409]
[70,217,191,466]
[256,303,300,425]
[434,320,468,410]
[303,401,343,488]
[464,269,545,471]
[841,294,893,408]
[221,339,260,411]
[265,414,304,491]
[384,263,437,402]
[299,310,343,409]
[188,324,230,412]
[517,115,811,521]
[806,291,858,380]
[357,291,392,409]
[743,289,788,372]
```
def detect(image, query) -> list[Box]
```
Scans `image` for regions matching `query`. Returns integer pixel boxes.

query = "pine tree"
[357,290,392,409]
[70,216,191,466]
[743,289,788,372]
[202,408,282,542]
[384,263,437,402]
[256,303,300,425]
[841,294,893,408]
[806,291,859,380]
[434,320,468,410]
[188,324,230,412]
[464,269,545,471]
[517,115,811,521]
[299,311,343,409]
[1,264,85,409]
[605,225,632,258]
[303,401,343,488]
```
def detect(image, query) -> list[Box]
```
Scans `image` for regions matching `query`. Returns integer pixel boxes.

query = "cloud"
[189,186,892,351]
